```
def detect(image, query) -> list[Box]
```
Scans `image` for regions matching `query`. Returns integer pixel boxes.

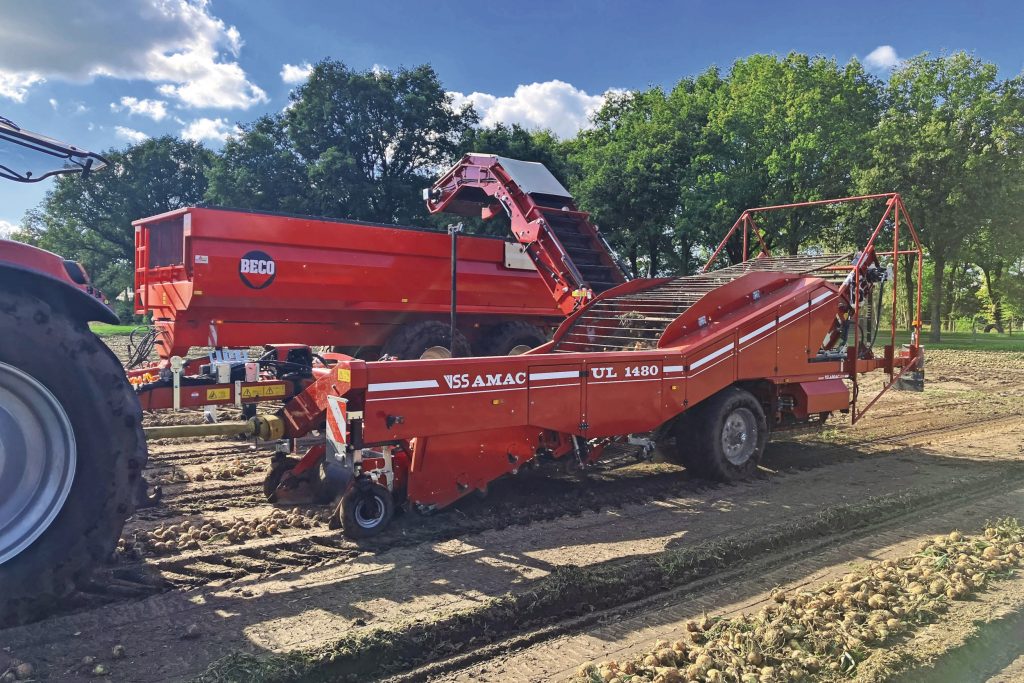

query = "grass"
[893,331,1024,352]
[89,322,140,337]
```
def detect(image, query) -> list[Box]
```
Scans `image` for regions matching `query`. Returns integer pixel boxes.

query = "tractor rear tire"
[0,286,146,626]
[665,387,766,481]
[382,320,471,359]
[478,321,547,356]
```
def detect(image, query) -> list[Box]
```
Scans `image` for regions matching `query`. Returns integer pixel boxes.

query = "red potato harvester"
[140,155,925,537]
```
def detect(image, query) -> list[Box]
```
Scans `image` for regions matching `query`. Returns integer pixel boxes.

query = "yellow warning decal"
[337,368,351,383]
[241,384,286,399]
[206,387,230,401]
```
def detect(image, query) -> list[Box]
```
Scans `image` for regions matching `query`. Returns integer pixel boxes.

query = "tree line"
[13,53,1024,341]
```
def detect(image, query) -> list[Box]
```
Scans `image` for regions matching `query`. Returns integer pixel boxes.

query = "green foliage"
[205,115,309,213]
[570,87,697,276]
[698,54,879,258]
[13,136,213,319]
[857,52,1024,341]
[283,60,477,224]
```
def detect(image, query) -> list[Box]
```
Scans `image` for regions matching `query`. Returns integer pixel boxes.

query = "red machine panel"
[736,309,778,379]
[584,357,663,436]
[775,291,812,376]
[685,338,738,408]
[527,363,584,433]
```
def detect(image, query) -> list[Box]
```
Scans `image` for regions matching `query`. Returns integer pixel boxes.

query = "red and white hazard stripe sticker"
[326,395,347,445]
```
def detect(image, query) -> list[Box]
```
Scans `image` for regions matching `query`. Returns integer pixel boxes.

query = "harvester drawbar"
[142,159,925,537]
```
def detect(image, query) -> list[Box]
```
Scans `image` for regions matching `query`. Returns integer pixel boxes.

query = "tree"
[285,61,477,224]
[858,53,1024,342]
[13,136,213,318]
[694,54,879,262]
[570,88,693,277]
[205,115,310,213]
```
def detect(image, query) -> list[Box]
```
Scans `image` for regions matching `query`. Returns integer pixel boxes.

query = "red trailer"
[133,206,565,361]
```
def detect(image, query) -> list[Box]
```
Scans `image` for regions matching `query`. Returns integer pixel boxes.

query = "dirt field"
[2,347,1023,682]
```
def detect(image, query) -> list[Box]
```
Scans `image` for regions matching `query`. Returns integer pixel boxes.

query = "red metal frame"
[703,193,924,423]
[427,154,628,313]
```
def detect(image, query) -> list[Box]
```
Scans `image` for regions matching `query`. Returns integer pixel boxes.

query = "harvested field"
[1,348,1023,682]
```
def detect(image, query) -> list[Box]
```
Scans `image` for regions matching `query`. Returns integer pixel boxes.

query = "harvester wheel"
[263,456,300,500]
[382,320,471,360]
[0,287,146,626]
[337,482,394,538]
[479,321,547,356]
[689,387,767,481]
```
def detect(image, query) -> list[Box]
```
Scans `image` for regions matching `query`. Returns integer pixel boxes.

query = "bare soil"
[1,349,1022,682]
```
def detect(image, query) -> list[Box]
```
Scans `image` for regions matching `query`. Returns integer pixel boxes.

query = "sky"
[1,0,1023,234]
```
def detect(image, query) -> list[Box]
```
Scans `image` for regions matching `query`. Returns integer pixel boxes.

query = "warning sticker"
[337,368,351,383]
[206,387,230,401]
[241,384,286,399]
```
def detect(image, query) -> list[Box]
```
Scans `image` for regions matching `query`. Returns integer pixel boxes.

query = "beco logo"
[239,250,276,289]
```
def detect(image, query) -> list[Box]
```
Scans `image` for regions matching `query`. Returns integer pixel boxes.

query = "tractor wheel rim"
[354,495,385,528]
[721,407,756,466]
[0,361,77,565]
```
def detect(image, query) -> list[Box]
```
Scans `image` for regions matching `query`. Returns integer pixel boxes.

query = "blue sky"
[1,0,1022,233]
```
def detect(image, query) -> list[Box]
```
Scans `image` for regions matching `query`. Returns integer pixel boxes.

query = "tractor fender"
[0,240,118,324]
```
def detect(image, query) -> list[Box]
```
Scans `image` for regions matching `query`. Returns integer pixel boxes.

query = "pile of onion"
[575,518,1024,683]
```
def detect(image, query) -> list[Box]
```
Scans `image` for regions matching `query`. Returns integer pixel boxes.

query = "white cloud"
[448,80,620,139]
[0,72,44,102]
[111,96,168,121]
[0,1,266,109]
[180,117,239,144]
[280,62,312,84]
[114,126,149,144]
[864,45,902,71]
[0,219,16,239]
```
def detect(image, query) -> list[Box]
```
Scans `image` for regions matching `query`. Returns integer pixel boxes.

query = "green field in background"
[89,323,139,337]
[893,330,1024,352]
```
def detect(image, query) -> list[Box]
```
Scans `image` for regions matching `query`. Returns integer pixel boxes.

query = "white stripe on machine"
[367,379,440,392]
[529,370,580,381]
[690,343,734,370]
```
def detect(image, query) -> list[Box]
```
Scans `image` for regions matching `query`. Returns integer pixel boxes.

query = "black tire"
[263,456,299,500]
[478,321,548,356]
[659,409,704,472]
[667,387,767,481]
[340,482,394,538]
[0,286,146,626]
[381,320,471,359]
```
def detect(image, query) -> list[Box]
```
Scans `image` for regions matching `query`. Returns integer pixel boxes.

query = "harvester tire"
[263,456,300,500]
[688,387,767,481]
[381,320,471,359]
[0,287,146,626]
[661,410,704,472]
[339,482,394,538]
[478,321,547,356]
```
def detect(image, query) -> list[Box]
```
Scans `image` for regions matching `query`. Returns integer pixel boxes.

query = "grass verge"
[89,322,139,337]
[895,331,1024,352]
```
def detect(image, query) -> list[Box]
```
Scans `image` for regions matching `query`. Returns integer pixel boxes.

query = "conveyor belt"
[552,253,852,353]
